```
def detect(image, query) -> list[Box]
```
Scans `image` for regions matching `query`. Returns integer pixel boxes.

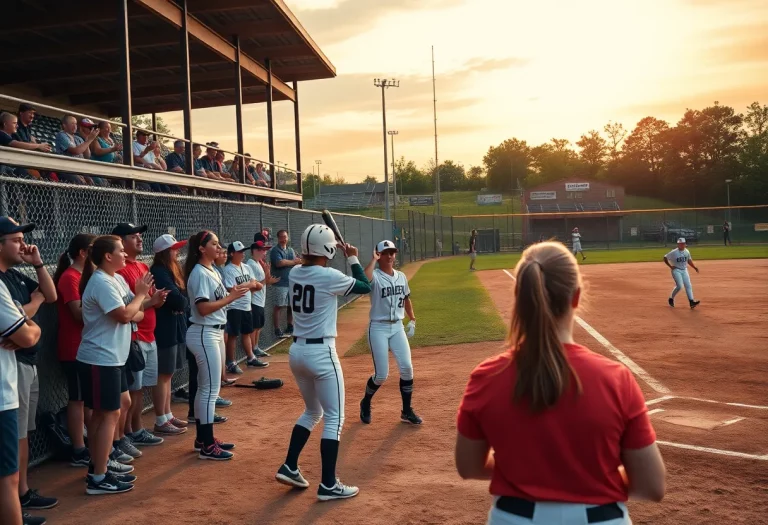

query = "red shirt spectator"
[118,259,156,343]
[457,344,655,504]
[56,266,84,361]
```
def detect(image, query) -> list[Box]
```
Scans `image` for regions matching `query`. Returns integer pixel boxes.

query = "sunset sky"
[161,0,768,182]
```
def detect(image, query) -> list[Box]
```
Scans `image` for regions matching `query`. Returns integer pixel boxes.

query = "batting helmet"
[301,224,337,259]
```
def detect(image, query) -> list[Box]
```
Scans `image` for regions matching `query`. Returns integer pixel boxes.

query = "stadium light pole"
[388,130,399,220]
[725,178,732,223]
[374,78,399,221]
[315,159,322,198]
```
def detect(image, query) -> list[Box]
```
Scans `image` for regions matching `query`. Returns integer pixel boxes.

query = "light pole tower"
[388,130,399,219]
[374,78,399,221]
[315,159,322,198]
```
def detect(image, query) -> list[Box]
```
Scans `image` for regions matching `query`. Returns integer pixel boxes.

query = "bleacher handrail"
[0,93,126,129]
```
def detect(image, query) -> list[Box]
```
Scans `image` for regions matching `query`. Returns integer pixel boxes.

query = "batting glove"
[406,320,416,338]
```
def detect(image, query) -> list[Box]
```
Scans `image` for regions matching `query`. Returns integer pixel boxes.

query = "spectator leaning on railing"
[54,115,98,185]
[215,151,236,183]
[0,112,51,154]
[90,121,122,164]
[199,143,224,180]
[165,141,186,174]
[75,120,108,187]
[13,104,38,146]
[132,130,162,170]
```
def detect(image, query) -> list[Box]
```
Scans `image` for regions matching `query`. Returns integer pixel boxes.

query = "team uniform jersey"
[572,232,582,245]
[222,262,252,311]
[187,264,228,326]
[245,259,266,307]
[665,248,691,270]
[369,269,410,322]
[289,265,355,339]
[0,281,26,411]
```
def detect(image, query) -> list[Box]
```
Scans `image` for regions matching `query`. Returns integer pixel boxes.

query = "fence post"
[259,203,263,231]
[131,191,137,225]
[217,200,222,236]
[450,216,454,255]
[492,214,497,252]
[422,212,427,260]
[0,181,7,216]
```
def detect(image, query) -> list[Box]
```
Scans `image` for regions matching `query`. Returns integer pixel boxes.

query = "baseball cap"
[0,217,35,236]
[80,118,95,128]
[677,237,686,244]
[227,241,247,253]
[112,223,148,236]
[376,240,398,253]
[253,232,270,244]
[18,103,35,113]
[251,240,271,251]
[153,234,187,253]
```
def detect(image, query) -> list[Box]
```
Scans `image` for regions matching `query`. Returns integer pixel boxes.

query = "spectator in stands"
[165,141,186,174]
[0,217,58,512]
[54,115,98,185]
[90,121,122,164]
[255,163,271,187]
[227,156,255,185]
[76,120,108,187]
[53,233,97,470]
[13,104,38,145]
[132,130,162,170]
[150,235,190,439]
[199,143,224,180]
[0,112,51,153]
[270,229,301,338]
[245,155,261,185]
[215,151,236,183]
[191,144,214,179]
[152,142,167,171]
[0,276,42,525]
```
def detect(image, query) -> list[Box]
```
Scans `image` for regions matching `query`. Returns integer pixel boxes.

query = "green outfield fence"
[0,176,393,467]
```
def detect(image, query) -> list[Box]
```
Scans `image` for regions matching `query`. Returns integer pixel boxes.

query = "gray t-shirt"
[55,131,85,158]
[188,264,228,326]
[0,281,26,411]
[77,270,135,367]
[245,259,266,308]
[222,262,252,312]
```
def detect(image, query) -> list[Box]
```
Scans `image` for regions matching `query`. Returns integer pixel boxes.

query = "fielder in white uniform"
[663,237,700,309]
[275,224,371,501]
[359,240,422,426]
[572,228,586,260]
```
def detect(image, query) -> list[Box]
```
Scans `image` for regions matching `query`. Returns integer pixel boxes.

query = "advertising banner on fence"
[530,191,557,200]
[565,182,590,191]
[476,194,503,206]
[409,195,434,206]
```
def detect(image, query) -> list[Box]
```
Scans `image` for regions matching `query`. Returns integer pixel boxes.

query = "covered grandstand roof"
[0,0,336,116]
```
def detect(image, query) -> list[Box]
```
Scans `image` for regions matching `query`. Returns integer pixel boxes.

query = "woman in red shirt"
[53,233,96,468]
[455,242,665,524]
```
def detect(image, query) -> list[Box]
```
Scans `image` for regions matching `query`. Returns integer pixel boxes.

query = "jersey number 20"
[292,284,315,313]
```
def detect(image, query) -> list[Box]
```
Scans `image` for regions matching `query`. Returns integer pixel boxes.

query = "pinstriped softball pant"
[186,324,223,425]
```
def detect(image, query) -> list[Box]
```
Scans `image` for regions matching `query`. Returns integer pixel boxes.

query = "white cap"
[153,234,187,253]
[227,241,247,253]
[376,240,398,253]
[677,237,686,244]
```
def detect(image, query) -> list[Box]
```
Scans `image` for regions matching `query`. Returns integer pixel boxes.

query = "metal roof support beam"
[266,58,275,189]
[118,0,134,167]
[180,0,194,176]
[233,36,246,185]
[293,80,302,208]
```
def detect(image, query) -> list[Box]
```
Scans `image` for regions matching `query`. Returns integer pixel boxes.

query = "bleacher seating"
[305,191,374,211]
[526,201,621,213]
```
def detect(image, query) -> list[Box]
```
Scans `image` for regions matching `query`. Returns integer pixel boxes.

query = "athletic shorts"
[273,287,290,307]
[227,308,254,336]
[77,361,128,412]
[17,362,39,435]
[251,305,266,330]
[470,252,477,260]
[128,340,158,390]
[61,360,84,402]
[157,343,186,375]
[0,409,19,476]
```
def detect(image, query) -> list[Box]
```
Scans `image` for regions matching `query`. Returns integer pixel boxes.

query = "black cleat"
[401,408,423,425]
[360,399,371,425]
[668,298,674,307]
[690,300,700,309]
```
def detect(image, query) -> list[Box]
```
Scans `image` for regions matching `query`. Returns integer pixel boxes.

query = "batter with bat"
[274,216,372,501]
[359,240,421,426]
[663,237,700,309]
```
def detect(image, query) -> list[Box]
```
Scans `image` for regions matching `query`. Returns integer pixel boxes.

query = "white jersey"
[572,232,582,244]
[0,281,25,411]
[289,265,355,339]
[222,262,252,311]
[245,259,266,307]
[665,248,692,271]
[369,268,411,322]
[188,263,228,326]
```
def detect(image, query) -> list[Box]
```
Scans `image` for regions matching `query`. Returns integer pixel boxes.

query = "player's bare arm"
[22,244,57,303]
[249,279,263,291]
[689,258,699,273]
[663,256,673,269]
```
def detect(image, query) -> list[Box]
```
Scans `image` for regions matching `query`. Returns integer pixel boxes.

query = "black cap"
[112,223,148,237]
[253,232,269,244]
[0,217,35,236]
[18,103,36,113]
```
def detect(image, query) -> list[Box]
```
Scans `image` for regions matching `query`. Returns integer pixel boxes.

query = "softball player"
[571,228,586,260]
[275,224,371,501]
[359,240,421,426]
[246,238,279,358]
[184,231,248,460]
[663,237,700,309]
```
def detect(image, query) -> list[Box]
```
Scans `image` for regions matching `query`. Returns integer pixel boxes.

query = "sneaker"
[247,358,269,368]
[668,298,674,307]
[170,416,188,428]
[213,413,228,424]
[109,447,133,464]
[360,399,371,425]
[275,464,309,489]
[130,428,164,446]
[119,436,143,458]
[274,328,285,338]
[70,447,91,467]
[227,362,244,375]
[690,300,700,309]
[582,256,587,261]
[254,347,271,358]
[153,421,187,435]
[20,489,58,510]
[86,472,134,495]
[317,479,359,501]
[194,438,236,452]
[199,442,234,461]
[285,324,294,335]
[84,473,137,484]
[171,389,190,403]
[216,397,233,407]
[221,378,237,387]
[401,408,423,425]
[22,513,46,525]
[107,458,135,474]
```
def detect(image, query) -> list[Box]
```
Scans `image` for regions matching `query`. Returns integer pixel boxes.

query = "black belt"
[293,337,324,345]
[192,323,226,330]
[495,497,623,523]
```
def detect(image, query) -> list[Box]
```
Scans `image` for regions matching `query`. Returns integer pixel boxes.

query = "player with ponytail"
[455,242,666,525]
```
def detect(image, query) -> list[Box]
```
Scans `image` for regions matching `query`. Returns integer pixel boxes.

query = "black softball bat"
[321,209,345,245]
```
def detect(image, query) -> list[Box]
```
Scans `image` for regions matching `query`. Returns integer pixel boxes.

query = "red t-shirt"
[56,267,84,361]
[117,260,156,343]
[456,344,655,504]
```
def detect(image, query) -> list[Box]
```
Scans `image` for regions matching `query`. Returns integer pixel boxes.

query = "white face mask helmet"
[301,224,337,260]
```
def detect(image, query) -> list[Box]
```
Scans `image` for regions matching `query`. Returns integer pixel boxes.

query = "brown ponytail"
[79,235,121,296]
[509,242,582,412]
[53,233,97,285]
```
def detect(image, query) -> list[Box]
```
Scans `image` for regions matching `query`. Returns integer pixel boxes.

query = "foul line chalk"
[646,395,675,406]
[720,417,745,426]
[502,269,671,395]
[678,396,768,410]
[647,408,665,416]
[656,440,768,461]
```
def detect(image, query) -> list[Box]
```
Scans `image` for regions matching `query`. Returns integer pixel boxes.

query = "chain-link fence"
[0,176,392,466]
